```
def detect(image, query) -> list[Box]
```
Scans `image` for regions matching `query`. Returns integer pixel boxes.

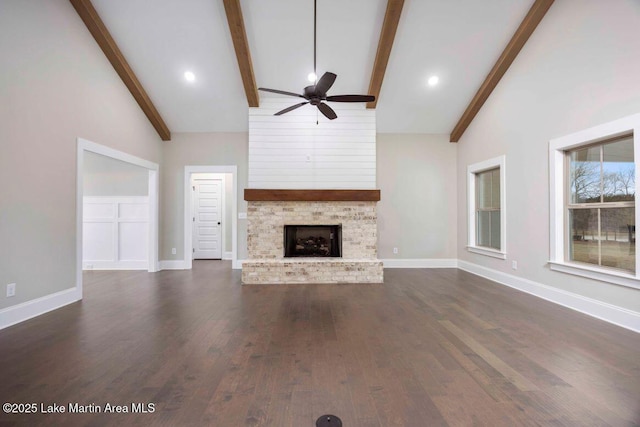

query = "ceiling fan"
[258,0,375,120]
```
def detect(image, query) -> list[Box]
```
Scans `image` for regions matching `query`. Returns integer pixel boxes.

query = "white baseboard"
[83,260,148,270]
[233,259,244,269]
[223,251,233,260]
[0,287,81,330]
[382,258,458,268]
[159,260,186,270]
[458,260,640,333]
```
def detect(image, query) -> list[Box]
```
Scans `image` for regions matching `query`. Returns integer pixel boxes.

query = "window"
[468,156,506,259]
[567,136,635,272]
[550,113,640,289]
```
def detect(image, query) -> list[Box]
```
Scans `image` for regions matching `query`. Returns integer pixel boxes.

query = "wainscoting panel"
[249,100,376,189]
[83,197,149,270]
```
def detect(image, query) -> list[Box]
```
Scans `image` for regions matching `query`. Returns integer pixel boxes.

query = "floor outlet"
[7,283,16,298]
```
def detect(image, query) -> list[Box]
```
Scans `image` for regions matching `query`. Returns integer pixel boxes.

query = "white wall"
[456,0,640,312]
[377,134,457,260]
[0,0,162,311]
[249,99,376,189]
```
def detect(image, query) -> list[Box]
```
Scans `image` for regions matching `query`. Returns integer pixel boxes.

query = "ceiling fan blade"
[259,88,306,98]
[317,102,337,120]
[315,72,337,95]
[275,102,309,116]
[326,95,376,103]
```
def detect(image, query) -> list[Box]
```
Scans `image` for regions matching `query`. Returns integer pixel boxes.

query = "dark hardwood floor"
[0,262,638,426]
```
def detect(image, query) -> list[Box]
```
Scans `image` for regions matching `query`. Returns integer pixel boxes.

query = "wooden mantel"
[244,189,381,202]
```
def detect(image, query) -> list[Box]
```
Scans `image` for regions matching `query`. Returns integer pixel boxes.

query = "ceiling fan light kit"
[258,0,375,120]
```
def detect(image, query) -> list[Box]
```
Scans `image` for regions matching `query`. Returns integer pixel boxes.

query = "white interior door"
[192,177,223,259]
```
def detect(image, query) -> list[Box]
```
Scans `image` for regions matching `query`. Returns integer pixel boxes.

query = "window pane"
[491,169,501,208]
[569,208,599,265]
[570,146,601,203]
[490,210,501,249]
[603,136,634,202]
[477,171,492,209]
[477,210,491,247]
[600,207,635,272]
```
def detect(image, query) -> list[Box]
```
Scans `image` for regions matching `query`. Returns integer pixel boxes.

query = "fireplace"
[243,189,383,284]
[284,225,342,258]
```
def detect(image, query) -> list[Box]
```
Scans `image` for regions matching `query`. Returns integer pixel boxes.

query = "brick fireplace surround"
[242,190,384,284]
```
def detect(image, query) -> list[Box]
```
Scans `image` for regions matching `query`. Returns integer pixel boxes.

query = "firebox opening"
[284,225,342,258]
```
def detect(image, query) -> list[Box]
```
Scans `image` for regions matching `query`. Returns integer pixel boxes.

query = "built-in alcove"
[284,225,342,258]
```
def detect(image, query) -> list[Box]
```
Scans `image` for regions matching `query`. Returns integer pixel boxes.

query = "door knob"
[217,222,221,225]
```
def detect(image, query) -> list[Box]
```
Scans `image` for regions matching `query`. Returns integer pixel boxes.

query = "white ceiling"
[91,0,534,135]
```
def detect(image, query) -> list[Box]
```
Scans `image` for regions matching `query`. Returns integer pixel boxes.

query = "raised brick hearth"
[242,191,383,284]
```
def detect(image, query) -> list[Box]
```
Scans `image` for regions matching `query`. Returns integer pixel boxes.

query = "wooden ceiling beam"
[69,0,171,141]
[367,0,405,109]
[223,0,259,108]
[450,0,554,143]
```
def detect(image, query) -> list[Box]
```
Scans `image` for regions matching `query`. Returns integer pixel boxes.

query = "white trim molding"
[84,261,148,270]
[223,251,233,260]
[467,155,507,259]
[458,260,640,333]
[549,113,640,289]
[381,259,458,268]
[466,246,506,260]
[0,287,81,330]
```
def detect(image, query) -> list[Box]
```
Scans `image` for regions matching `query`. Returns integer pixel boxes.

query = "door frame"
[76,138,160,298]
[191,173,225,260]
[184,165,238,269]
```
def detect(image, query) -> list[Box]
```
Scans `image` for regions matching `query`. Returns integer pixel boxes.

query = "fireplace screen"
[284,225,342,258]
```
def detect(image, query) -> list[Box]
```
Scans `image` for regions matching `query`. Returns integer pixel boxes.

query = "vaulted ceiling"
[84,0,549,138]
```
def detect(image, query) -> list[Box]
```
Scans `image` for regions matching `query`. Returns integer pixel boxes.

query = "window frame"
[549,113,640,289]
[467,155,506,259]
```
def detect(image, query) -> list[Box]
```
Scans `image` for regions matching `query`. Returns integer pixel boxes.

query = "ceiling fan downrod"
[313,0,317,81]
[256,0,375,120]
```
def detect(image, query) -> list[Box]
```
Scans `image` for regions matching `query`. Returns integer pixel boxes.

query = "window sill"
[548,261,640,290]
[466,246,506,260]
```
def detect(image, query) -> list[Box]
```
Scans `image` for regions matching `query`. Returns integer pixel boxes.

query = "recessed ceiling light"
[184,71,196,83]
[427,75,439,87]
[307,72,317,83]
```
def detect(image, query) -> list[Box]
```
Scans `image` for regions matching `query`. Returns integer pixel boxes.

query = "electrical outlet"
[393,247,399,254]
[512,260,517,270]
[6,283,16,298]
[171,248,177,255]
